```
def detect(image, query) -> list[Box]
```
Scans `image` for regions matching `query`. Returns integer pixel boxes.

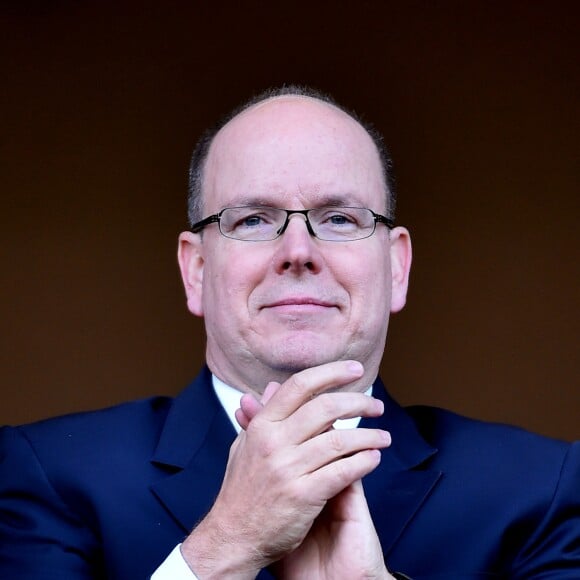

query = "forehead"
[203,96,386,211]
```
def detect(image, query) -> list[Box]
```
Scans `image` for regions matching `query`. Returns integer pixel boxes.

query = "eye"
[328,213,353,225]
[240,214,264,228]
[229,208,278,231]
[317,209,359,228]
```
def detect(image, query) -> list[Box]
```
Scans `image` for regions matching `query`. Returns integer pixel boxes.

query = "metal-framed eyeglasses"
[190,206,394,242]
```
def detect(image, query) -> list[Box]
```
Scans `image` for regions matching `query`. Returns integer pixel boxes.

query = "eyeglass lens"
[219,207,376,241]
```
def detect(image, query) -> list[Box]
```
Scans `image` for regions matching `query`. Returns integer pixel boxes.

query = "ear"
[177,231,205,317]
[388,226,412,313]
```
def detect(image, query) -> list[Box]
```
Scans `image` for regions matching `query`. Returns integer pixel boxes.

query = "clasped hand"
[182,361,393,579]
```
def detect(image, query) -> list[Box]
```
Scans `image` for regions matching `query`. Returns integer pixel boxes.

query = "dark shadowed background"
[1,1,578,440]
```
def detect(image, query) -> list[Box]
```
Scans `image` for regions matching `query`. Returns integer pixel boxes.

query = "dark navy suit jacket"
[1,367,579,578]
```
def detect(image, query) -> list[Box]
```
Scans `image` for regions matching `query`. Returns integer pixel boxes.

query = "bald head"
[187,86,396,226]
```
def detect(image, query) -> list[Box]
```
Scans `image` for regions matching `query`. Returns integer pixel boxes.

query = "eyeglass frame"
[189,206,395,242]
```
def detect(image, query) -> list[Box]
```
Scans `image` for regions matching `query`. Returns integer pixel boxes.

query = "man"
[0,87,578,579]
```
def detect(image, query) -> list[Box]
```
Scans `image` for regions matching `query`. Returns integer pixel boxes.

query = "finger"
[304,448,383,502]
[261,360,364,423]
[286,391,384,442]
[234,407,250,431]
[236,381,282,431]
[298,428,391,474]
[261,381,281,405]
[240,393,263,420]
[341,478,374,522]
[350,477,364,495]
[235,393,263,430]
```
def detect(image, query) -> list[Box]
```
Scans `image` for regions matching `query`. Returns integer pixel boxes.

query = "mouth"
[262,297,339,314]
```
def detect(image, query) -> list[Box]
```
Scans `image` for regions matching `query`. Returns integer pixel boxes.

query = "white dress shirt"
[151,375,370,579]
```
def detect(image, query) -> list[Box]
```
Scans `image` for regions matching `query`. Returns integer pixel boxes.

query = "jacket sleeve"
[0,426,102,579]
[512,440,580,577]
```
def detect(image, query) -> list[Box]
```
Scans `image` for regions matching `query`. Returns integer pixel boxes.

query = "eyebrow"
[228,195,279,208]
[315,194,366,207]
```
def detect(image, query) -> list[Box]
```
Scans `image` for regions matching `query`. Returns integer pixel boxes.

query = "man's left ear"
[389,226,412,313]
[177,231,205,317]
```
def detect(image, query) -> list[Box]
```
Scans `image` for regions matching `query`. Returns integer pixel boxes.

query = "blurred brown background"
[1,1,578,440]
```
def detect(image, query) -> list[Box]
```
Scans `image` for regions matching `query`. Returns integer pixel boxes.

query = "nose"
[273,213,322,274]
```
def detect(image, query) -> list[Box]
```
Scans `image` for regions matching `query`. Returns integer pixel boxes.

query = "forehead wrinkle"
[225,194,282,208]
[222,192,371,211]
[312,193,369,208]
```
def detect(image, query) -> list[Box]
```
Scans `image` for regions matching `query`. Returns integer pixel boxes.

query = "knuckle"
[327,429,346,454]
[330,457,351,485]
[284,479,302,503]
[246,419,278,457]
[268,459,285,481]
[257,437,277,458]
[290,373,309,395]
[317,393,338,418]
[270,458,295,488]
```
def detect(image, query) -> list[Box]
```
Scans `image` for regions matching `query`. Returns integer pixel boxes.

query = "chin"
[261,338,345,374]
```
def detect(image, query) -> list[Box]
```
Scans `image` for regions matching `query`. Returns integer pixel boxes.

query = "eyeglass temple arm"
[374,213,395,229]
[190,214,220,234]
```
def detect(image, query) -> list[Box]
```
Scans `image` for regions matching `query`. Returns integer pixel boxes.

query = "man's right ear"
[177,231,204,317]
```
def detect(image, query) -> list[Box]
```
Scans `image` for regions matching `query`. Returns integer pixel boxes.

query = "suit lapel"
[149,367,237,533]
[365,466,442,556]
[360,379,442,555]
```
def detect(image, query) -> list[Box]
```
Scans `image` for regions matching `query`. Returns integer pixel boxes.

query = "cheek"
[350,276,390,316]
[203,250,265,316]
[342,255,391,318]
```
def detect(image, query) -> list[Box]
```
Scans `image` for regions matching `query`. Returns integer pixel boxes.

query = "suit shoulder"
[2,395,174,469]
[405,404,571,469]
